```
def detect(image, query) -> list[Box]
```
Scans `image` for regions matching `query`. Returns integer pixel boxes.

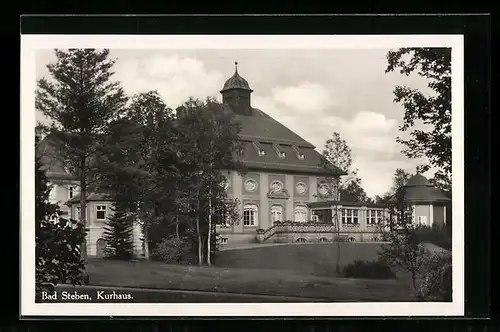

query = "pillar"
[443,205,447,225]
[429,204,434,227]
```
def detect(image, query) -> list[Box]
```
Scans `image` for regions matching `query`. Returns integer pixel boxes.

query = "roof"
[67,192,112,204]
[405,173,432,187]
[220,64,253,93]
[308,200,387,209]
[225,106,345,176]
[36,134,76,180]
[403,174,451,203]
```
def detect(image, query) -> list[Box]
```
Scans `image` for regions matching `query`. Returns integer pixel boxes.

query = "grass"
[214,243,384,277]
[81,243,415,302]
[84,258,414,302]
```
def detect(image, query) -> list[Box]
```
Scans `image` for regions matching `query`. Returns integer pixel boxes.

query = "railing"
[256,222,384,243]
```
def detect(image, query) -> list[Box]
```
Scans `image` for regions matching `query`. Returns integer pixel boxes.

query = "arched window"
[271,205,283,224]
[294,205,308,223]
[243,204,258,226]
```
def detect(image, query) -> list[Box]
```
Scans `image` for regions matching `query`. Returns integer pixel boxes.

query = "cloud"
[113,54,225,108]
[271,81,336,114]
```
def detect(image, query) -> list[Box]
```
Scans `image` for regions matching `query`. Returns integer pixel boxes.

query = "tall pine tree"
[103,201,134,260]
[36,49,128,259]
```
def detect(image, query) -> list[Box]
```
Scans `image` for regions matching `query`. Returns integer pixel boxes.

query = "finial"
[235,61,238,72]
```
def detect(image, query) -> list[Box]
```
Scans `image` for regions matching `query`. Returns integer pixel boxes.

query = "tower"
[220,62,253,116]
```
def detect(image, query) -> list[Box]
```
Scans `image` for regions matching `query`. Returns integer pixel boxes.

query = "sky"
[35,48,436,198]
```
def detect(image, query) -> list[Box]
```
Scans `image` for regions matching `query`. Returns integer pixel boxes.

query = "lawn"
[83,243,415,302]
[214,243,384,277]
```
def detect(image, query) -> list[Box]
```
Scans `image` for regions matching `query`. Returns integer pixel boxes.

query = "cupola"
[220,62,253,115]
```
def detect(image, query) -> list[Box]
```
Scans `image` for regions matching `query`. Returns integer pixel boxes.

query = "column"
[443,205,447,225]
[232,172,243,232]
[360,206,367,231]
[285,174,294,221]
[429,204,434,227]
[260,173,269,229]
[412,205,416,224]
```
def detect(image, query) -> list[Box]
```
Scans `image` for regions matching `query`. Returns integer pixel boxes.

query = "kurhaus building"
[36,63,449,257]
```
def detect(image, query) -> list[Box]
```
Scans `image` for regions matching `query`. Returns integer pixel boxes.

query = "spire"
[220,62,253,93]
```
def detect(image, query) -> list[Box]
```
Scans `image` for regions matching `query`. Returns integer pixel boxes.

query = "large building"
[36,63,450,257]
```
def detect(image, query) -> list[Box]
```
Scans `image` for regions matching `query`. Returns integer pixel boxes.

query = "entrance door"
[96,238,107,258]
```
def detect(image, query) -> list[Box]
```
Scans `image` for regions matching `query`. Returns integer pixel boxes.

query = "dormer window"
[272,144,286,158]
[292,145,305,160]
[252,142,266,156]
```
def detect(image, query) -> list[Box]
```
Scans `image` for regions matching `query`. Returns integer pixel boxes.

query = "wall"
[70,201,144,258]
[48,179,79,215]
[414,204,431,226]
[433,204,445,227]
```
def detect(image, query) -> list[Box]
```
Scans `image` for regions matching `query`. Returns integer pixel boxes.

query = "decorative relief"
[244,179,258,192]
[318,182,330,197]
[295,182,307,195]
[270,180,283,194]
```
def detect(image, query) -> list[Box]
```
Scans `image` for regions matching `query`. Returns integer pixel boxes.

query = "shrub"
[343,258,397,279]
[418,251,452,301]
[151,237,193,264]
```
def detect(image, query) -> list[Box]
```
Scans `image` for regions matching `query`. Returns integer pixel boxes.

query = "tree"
[322,132,372,203]
[103,201,134,260]
[390,168,412,195]
[175,97,245,265]
[386,48,452,192]
[35,135,87,293]
[36,49,128,259]
[378,174,425,297]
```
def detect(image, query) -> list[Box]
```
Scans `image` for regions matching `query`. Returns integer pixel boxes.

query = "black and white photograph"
[21,35,464,317]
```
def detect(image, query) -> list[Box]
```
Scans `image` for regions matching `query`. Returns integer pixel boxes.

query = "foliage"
[36,48,128,258]
[322,132,372,203]
[151,237,194,264]
[418,251,452,301]
[35,144,87,293]
[103,202,135,260]
[342,258,397,279]
[386,47,452,191]
[175,97,245,265]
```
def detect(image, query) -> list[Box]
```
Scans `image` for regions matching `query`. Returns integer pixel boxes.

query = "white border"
[20,34,464,317]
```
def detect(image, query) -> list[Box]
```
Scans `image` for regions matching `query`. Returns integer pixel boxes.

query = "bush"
[416,224,452,250]
[418,251,452,301]
[151,237,193,264]
[343,258,397,279]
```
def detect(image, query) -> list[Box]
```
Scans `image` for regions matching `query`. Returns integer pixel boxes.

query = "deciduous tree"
[386,48,452,192]
[35,135,87,293]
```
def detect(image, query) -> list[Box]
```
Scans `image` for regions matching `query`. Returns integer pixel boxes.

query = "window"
[294,205,308,223]
[417,216,427,225]
[272,144,286,158]
[292,145,305,160]
[69,186,74,199]
[243,204,258,226]
[96,205,107,220]
[215,206,231,226]
[76,206,81,221]
[341,208,359,224]
[271,205,283,224]
[366,210,383,225]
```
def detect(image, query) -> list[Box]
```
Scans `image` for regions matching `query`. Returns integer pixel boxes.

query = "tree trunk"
[176,210,180,240]
[143,229,150,260]
[79,179,87,260]
[207,189,212,266]
[196,199,203,265]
